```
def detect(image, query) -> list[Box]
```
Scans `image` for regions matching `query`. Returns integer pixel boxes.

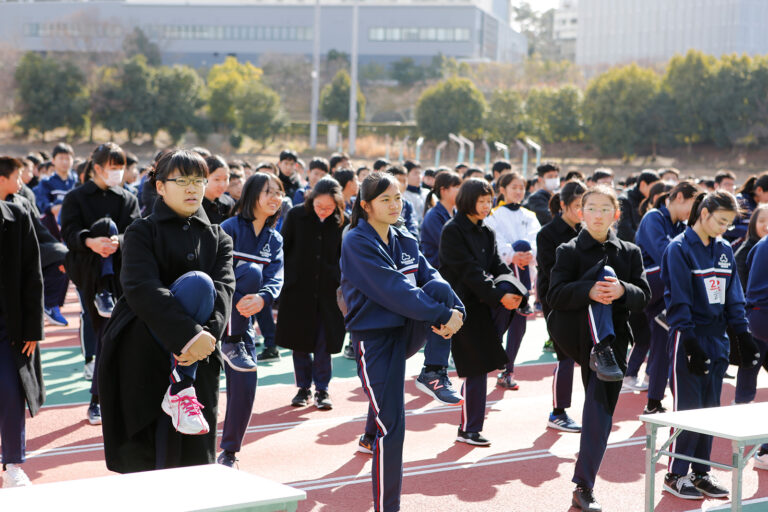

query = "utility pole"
[309,0,321,149]
[348,0,359,155]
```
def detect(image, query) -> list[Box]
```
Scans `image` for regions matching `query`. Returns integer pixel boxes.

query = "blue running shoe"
[87,403,102,425]
[217,450,239,469]
[93,291,115,318]
[44,306,68,326]
[415,368,463,405]
[547,412,581,433]
[221,341,258,372]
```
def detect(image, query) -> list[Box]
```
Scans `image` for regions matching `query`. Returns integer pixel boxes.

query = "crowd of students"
[0,143,767,512]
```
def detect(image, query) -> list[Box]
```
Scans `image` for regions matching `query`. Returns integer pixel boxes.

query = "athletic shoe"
[456,428,491,446]
[572,485,601,511]
[663,473,703,500]
[547,413,581,433]
[291,388,312,407]
[496,371,519,390]
[83,360,95,381]
[342,344,356,360]
[415,368,463,405]
[517,303,534,317]
[161,385,209,435]
[87,403,102,425]
[543,339,556,353]
[724,371,735,380]
[691,472,728,498]
[655,311,670,331]
[2,464,31,488]
[221,341,258,372]
[643,403,667,414]
[357,433,375,454]
[93,290,115,318]
[44,306,68,326]
[217,450,239,469]
[589,345,624,382]
[315,390,333,410]
[256,346,280,362]
[448,354,455,368]
[754,449,768,470]
[622,375,649,391]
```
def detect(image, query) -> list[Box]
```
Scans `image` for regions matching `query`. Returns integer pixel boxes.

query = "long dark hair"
[235,172,284,228]
[688,190,740,226]
[747,204,768,241]
[640,182,672,214]
[549,180,586,216]
[349,172,400,228]
[305,176,346,227]
[83,142,126,182]
[424,171,461,212]
[652,180,699,210]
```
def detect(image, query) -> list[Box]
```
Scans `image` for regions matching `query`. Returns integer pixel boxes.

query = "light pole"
[348,0,359,155]
[309,0,321,149]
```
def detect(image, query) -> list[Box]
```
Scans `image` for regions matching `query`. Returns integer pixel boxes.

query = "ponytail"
[550,180,586,216]
[349,172,400,229]
[687,192,708,226]
[548,193,562,216]
[424,171,461,214]
[737,175,757,196]
[349,190,366,229]
[640,182,671,216]
[657,180,700,210]
[688,190,740,226]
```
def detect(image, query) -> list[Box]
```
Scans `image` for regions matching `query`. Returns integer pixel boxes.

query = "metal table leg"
[732,440,744,512]
[645,423,658,512]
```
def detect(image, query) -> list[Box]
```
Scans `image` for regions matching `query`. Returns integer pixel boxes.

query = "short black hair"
[455,178,493,216]
[308,157,330,173]
[637,169,661,186]
[205,155,229,174]
[715,170,736,184]
[403,160,421,173]
[564,170,584,182]
[333,168,356,189]
[659,167,680,179]
[279,149,298,162]
[454,163,468,172]
[462,168,484,180]
[591,168,614,182]
[52,143,74,158]
[329,152,349,170]
[536,162,559,177]
[423,168,436,178]
[25,154,41,167]
[356,165,370,176]
[492,160,512,175]
[150,149,209,186]
[386,165,406,177]
[191,146,211,158]
[125,151,139,167]
[373,158,390,171]
[0,156,24,178]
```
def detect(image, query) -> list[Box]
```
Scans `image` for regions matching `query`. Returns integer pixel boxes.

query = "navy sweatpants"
[644,269,669,401]
[736,308,768,404]
[354,280,456,512]
[552,358,575,410]
[0,324,25,466]
[668,331,729,476]
[573,266,622,490]
[220,262,265,454]
[42,263,68,310]
[292,318,332,391]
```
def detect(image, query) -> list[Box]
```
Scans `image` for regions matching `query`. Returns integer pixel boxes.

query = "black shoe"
[690,472,728,498]
[342,344,356,360]
[642,403,667,414]
[663,473,703,500]
[357,433,375,454]
[455,428,491,446]
[589,344,624,382]
[517,303,534,317]
[291,387,312,407]
[217,450,238,468]
[572,486,601,511]
[256,346,280,362]
[724,371,735,380]
[93,290,115,318]
[314,390,333,410]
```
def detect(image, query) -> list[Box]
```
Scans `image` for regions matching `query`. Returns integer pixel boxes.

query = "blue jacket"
[340,218,463,333]
[662,226,749,338]
[728,193,756,244]
[401,198,419,240]
[746,236,768,309]
[33,170,77,215]
[221,215,284,308]
[420,202,452,268]
[634,206,685,271]
[292,185,310,206]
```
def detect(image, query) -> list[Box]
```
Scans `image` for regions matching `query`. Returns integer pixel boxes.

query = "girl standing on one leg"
[536,180,586,433]
[484,171,540,390]
[547,185,650,512]
[218,172,285,467]
[341,172,465,512]
[633,181,699,414]
[439,178,526,447]
[276,177,348,410]
[661,191,760,500]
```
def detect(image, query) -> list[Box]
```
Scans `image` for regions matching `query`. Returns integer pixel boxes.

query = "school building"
[0,0,527,67]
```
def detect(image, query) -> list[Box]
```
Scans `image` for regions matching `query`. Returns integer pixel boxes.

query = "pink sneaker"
[161,386,210,435]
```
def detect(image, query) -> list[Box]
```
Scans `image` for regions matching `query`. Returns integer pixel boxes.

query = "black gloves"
[682,334,710,376]
[734,331,760,369]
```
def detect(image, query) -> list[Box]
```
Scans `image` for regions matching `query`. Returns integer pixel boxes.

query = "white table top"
[0,464,306,512]
[639,402,768,442]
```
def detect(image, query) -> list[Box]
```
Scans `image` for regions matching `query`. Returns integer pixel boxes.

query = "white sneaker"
[2,464,32,488]
[83,360,95,381]
[622,375,649,391]
[161,385,210,435]
[755,451,768,470]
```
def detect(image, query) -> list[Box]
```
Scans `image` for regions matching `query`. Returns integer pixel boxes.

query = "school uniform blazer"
[420,202,452,268]
[275,204,348,354]
[547,229,650,375]
[99,200,235,473]
[439,213,517,378]
[0,202,45,416]
[33,170,77,215]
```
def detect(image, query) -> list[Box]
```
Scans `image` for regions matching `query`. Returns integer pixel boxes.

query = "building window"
[369,26,469,42]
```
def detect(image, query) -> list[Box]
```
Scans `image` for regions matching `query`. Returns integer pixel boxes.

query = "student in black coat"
[99,150,235,473]
[276,177,349,409]
[547,185,650,512]
[616,169,660,242]
[0,200,44,487]
[202,155,236,225]
[59,143,140,425]
[439,178,524,446]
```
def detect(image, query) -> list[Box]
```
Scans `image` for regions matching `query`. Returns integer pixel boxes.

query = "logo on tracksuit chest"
[259,243,272,259]
[717,253,730,269]
[401,252,415,266]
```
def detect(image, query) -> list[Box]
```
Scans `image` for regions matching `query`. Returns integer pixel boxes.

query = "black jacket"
[8,194,68,268]
[546,229,650,384]
[439,214,515,377]
[278,171,301,202]
[275,204,348,354]
[99,200,235,473]
[535,214,580,317]
[0,202,45,416]
[523,188,553,226]
[617,186,644,242]
[202,194,235,225]
[734,237,757,290]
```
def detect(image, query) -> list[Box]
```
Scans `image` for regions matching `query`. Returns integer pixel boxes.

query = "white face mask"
[545,177,560,192]
[105,170,124,187]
